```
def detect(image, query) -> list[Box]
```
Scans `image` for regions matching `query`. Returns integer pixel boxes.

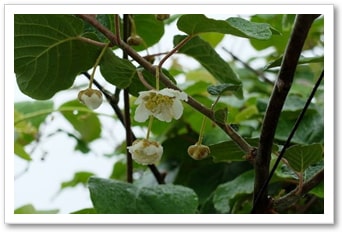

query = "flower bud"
[78,88,103,109]
[127,35,143,46]
[127,139,163,165]
[187,144,210,160]
[155,14,170,21]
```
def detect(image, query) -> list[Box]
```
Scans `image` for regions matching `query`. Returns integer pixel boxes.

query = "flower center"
[144,92,174,113]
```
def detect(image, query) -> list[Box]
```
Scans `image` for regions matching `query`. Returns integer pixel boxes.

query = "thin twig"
[252,14,321,213]
[222,47,273,85]
[158,35,193,69]
[82,72,165,184]
[273,169,323,212]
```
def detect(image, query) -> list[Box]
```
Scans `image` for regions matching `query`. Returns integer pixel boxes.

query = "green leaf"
[88,177,198,214]
[207,83,242,96]
[59,100,101,142]
[200,32,224,47]
[210,141,246,162]
[310,181,324,198]
[136,185,198,213]
[177,15,273,40]
[100,49,137,89]
[14,143,32,161]
[14,14,102,100]
[213,170,254,213]
[265,55,324,69]
[14,100,54,147]
[84,15,115,43]
[61,171,94,190]
[174,35,242,95]
[276,109,324,144]
[233,105,259,123]
[70,208,97,214]
[15,101,54,128]
[14,204,59,214]
[283,144,323,172]
[133,14,165,51]
[210,139,278,163]
[226,17,274,40]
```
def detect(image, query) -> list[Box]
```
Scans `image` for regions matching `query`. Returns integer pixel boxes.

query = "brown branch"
[273,169,323,212]
[122,14,134,184]
[252,14,321,213]
[77,14,253,154]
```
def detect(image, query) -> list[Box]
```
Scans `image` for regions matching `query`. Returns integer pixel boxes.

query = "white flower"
[134,88,188,122]
[127,139,163,165]
[78,88,103,110]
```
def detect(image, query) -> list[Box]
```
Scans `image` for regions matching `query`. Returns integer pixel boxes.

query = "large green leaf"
[100,49,137,89]
[177,15,273,40]
[283,144,323,172]
[14,14,101,100]
[59,100,101,142]
[88,177,198,214]
[174,35,242,97]
[83,14,115,43]
[213,170,254,213]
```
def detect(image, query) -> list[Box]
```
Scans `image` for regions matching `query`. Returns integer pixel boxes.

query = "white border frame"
[4,4,334,224]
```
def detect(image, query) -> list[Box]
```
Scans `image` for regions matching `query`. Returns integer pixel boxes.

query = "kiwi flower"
[134,88,188,123]
[127,139,163,165]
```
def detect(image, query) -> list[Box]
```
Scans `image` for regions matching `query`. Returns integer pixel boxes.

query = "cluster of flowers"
[128,88,187,165]
[78,78,210,165]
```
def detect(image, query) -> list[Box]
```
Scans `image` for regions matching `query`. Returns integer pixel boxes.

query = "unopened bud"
[187,144,210,160]
[127,35,143,46]
[78,88,103,110]
[155,14,170,21]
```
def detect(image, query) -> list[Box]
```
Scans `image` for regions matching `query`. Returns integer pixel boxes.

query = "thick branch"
[252,14,320,213]
[77,14,252,154]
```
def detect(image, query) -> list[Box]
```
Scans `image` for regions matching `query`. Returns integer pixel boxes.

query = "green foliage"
[14,14,102,100]
[177,14,274,40]
[13,14,324,215]
[14,100,54,160]
[213,170,254,213]
[59,100,101,143]
[15,204,59,214]
[283,144,323,172]
[60,171,94,190]
[174,35,241,85]
[99,49,137,89]
[133,14,165,51]
[88,177,198,213]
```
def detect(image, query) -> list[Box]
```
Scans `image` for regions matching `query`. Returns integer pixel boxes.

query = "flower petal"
[134,104,150,122]
[171,100,184,120]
